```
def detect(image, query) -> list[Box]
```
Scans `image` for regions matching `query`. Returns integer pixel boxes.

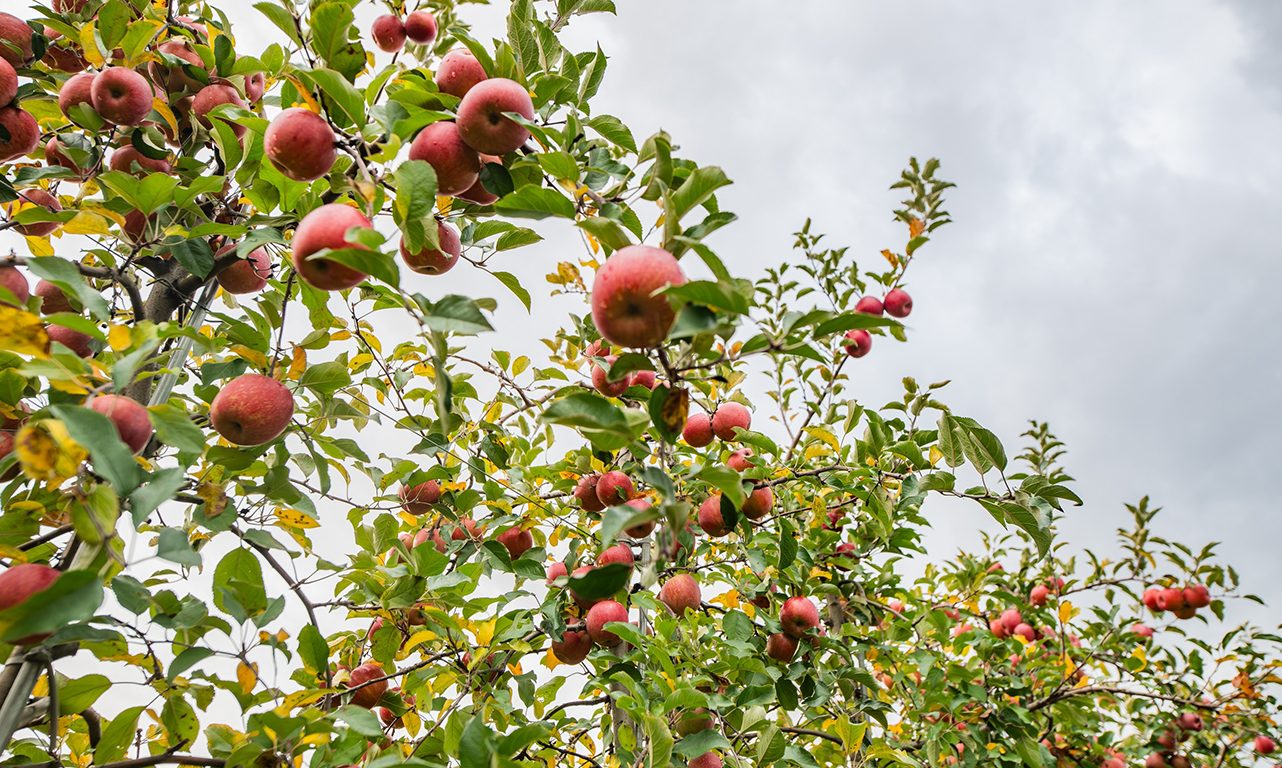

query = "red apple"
[726,448,754,472]
[779,596,820,639]
[0,266,29,304]
[596,543,634,569]
[210,373,294,446]
[264,108,337,182]
[150,39,204,93]
[456,77,534,155]
[590,245,686,348]
[435,49,487,98]
[45,137,93,177]
[854,296,884,315]
[347,662,387,708]
[711,402,751,441]
[0,13,34,67]
[496,527,533,559]
[1175,713,1202,732]
[1030,584,1050,606]
[741,486,773,520]
[42,28,89,73]
[1131,623,1153,638]
[89,394,152,453]
[1254,736,1276,755]
[884,288,913,318]
[574,474,605,512]
[371,14,406,53]
[1012,623,1037,642]
[1156,588,1185,612]
[842,329,872,358]
[192,83,247,137]
[689,753,722,768]
[0,106,36,161]
[659,574,701,614]
[12,188,61,237]
[999,609,1023,632]
[585,599,629,646]
[34,280,72,313]
[550,629,592,664]
[683,412,714,447]
[399,220,461,275]
[1183,585,1210,608]
[546,561,569,584]
[628,369,657,389]
[0,57,15,106]
[595,470,633,506]
[1144,754,1166,768]
[291,203,373,291]
[697,494,730,537]
[765,632,798,662]
[403,10,438,45]
[399,481,441,515]
[0,563,61,644]
[407,121,480,196]
[591,355,628,397]
[215,243,272,294]
[47,324,93,357]
[623,498,655,538]
[91,67,154,126]
[1142,588,1162,612]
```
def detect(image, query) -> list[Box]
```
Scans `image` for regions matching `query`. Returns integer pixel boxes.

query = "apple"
[497,527,533,559]
[0,57,15,106]
[58,72,97,121]
[435,49,487,98]
[596,543,634,569]
[122,210,154,242]
[711,402,751,441]
[0,431,16,480]
[407,121,480,196]
[244,73,266,104]
[765,632,798,662]
[1175,713,1202,732]
[689,754,722,768]
[47,324,93,357]
[264,108,337,182]
[1013,623,1037,642]
[595,470,633,506]
[347,662,387,708]
[1030,584,1050,606]
[855,295,884,315]
[674,708,712,736]
[215,243,272,294]
[108,146,172,176]
[741,486,773,521]
[591,355,628,397]
[403,10,437,45]
[1142,588,1162,612]
[1254,736,1276,755]
[590,245,686,348]
[659,574,701,614]
[370,14,406,53]
[0,563,61,644]
[585,599,629,646]
[456,78,535,155]
[0,12,34,66]
[0,266,29,304]
[574,474,606,512]
[45,137,94,177]
[842,329,872,358]
[1183,584,1210,608]
[1143,754,1166,768]
[1102,757,1125,768]
[12,188,62,237]
[568,565,599,608]
[1168,757,1190,768]
[999,608,1023,632]
[629,370,657,389]
[210,373,294,445]
[779,596,820,639]
[0,106,33,161]
[34,280,73,314]
[431,518,482,552]
[884,288,913,318]
[726,448,754,472]
[623,498,655,538]
[697,494,730,537]
[683,412,714,447]
[1131,623,1153,638]
[291,203,374,291]
[150,39,205,93]
[91,67,154,126]
[89,394,152,453]
[399,480,441,515]
[400,220,461,275]
[1155,588,1185,612]
[550,629,592,664]
[192,83,247,137]
[41,28,89,73]
[545,561,569,584]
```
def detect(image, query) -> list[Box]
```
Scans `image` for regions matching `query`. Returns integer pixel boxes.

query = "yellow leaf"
[287,346,307,380]
[435,196,454,215]
[78,22,104,67]
[16,420,85,484]
[928,445,943,466]
[24,236,54,257]
[1058,600,1077,624]
[282,75,321,113]
[0,307,51,357]
[274,508,319,530]
[151,98,179,141]
[61,211,113,236]
[237,661,258,694]
[710,589,740,609]
[471,618,497,647]
[881,249,899,268]
[908,216,926,239]
[107,325,132,352]
[274,689,325,715]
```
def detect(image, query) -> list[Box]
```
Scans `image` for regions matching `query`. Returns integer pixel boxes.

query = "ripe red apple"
[291,203,373,290]
[12,188,62,237]
[403,10,438,45]
[47,324,93,357]
[1183,585,1210,608]
[766,632,798,662]
[623,498,655,537]
[34,280,72,313]
[1144,754,1166,768]
[585,599,630,646]
[264,108,337,182]
[1175,713,1203,732]
[999,608,1023,632]
[780,596,820,639]
[1131,623,1153,638]
[741,486,773,520]
[726,448,754,472]
[210,373,294,446]
[842,329,872,358]
[42,28,89,73]
[496,527,533,559]
[591,355,628,397]
[711,402,751,441]
[697,494,730,537]
[1142,588,1162,612]
[988,618,1009,638]
[1168,757,1190,768]
[407,121,480,196]
[689,753,722,768]
[89,394,152,453]
[1156,588,1186,612]
[590,245,686,348]
[0,13,34,66]
[0,105,36,161]
[1012,623,1037,642]
[854,295,884,315]
[1254,736,1276,755]
[215,243,272,294]
[545,561,569,584]
[550,628,592,664]
[0,563,61,644]
[884,288,913,318]
[1102,758,1125,768]
[400,220,461,275]
[683,412,714,447]
[659,573,701,614]
[58,72,97,120]
[674,708,713,736]
[435,49,487,98]
[596,543,634,569]
[574,474,606,512]
[91,67,153,126]
[150,39,205,93]
[45,137,95,177]
[399,480,441,515]
[431,518,482,552]
[370,14,406,53]
[629,369,657,389]
[595,470,633,506]
[0,57,15,106]
[0,266,29,304]
[347,662,388,708]
[192,83,247,137]
[456,77,534,155]
[122,210,153,242]
[108,143,173,175]
[244,73,266,104]
[1030,584,1050,606]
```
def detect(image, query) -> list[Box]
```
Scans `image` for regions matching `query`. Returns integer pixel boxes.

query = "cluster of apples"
[1144,712,1208,768]
[1141,584,1211,620]
[841,287,913,358]
[987,578,1065,641]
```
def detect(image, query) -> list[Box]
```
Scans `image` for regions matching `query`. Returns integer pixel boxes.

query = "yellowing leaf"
[470,618,497,647]
[62,211,114,236]
[275,508,319,530]
[881,249,899,269]
[710,590,740,609]
[287,346,307,380]
[928,445,943,466]
[0,307,51,357]
[237,661,258,694]
[1058,600,1077,624]
[24,236,55,257]
[16,420,85,484]
[908,216,926,239]
[78,22,104,67]
[107,325,132,352]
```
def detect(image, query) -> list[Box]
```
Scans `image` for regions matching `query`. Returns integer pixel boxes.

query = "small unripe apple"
[591,356,628,397]
[400,220,462,275]
[843,329,872,358]
[435,49,487,98]
[370,14,407,53]
[456,77,534,155]
[884,288,913,318]
[291,203,374,290]
[766,632,797,662]
[496,527,533,559]
[574,474,606,512]
[399,480,441,515]
[596,543,634,569]
[711,402,751,441]
[741,486,773,520]
[697,494,730,537]
[550,629,592,664]
[1254,736,1276,755]
[0,563,61,644]
[682,412,714,447]
[89,394,152,453]
[215,243,272,294]
[13,188,62,237]
[408,121,480,196]
[595,470,633,506]
[779,596,820,639]
[854,295,884,315]
[590,245,686,348]
[210,373,294,445]
[264,108,337,182]
[91,67,153,126]
[658,573,701,614]
[347,662,387,708]
[1029,584,1050,606]
[585,599,630,646]
[404,10,438,44]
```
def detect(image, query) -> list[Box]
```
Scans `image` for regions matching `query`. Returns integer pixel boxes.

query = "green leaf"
[578,216,633,251]
[298,360,352,395]
[335,706,384,737]
[298,624,329,673]
[253,2,303,45]
[491,271,531,311]
[157,528,201,567]
[978,499,1051,557]
[163,236,216,279]
[459,714,497,768]
[1016,738,1045,768]
[129,467,187,525]
[494,186,576,219]
[56,673,112,715]
[94,706,144,764]
[674,730,733,759]
[599,503,658,550]
[394,160,439,255]
[310,2,364,81]
[699,465,747,509]
[498,722,552,756]
[536,151,579,180]
[50,404,142,493]
[166,647,216,684]
[422,295,495,335]
[23,256,110,320]
[954,416,1007,473]
[213,548,268,619]
[666,280,751,316]
[586,114,636,153]
[306,68,366,129]
[542,392,639,450]
[669,166,731,222]
[564,562,630,601]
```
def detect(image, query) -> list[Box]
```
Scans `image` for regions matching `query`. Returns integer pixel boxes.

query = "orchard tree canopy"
[0,1,1277,768]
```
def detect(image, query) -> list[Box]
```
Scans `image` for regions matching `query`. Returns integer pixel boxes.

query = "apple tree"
[0,1,1277,767]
